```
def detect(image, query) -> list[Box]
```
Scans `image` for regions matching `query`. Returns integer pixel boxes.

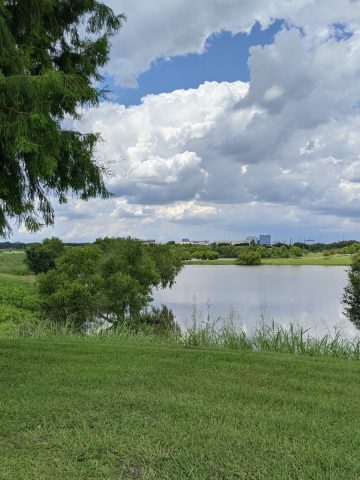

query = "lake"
[153,265,359,339]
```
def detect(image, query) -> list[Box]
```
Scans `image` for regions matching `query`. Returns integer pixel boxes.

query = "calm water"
[153,265,359,339]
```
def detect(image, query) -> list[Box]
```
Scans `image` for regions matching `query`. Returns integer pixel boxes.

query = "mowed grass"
[187,253,352,266]
[1,338,360,479]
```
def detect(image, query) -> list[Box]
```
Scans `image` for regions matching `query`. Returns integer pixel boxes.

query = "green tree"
[0,1,125,236]
[191,249,219,260]
[25,237,64,274]
[257,246,271,258]
[237,251,261,265]
[271,246,290,258]
[147,244,183,287]
[345,242,360,255]
[38,244,103,328]
[343,255,360,329]
[289,246,303,258]
[38,238,183,328]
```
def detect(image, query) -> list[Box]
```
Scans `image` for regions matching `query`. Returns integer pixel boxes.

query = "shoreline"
[184,255,351,266]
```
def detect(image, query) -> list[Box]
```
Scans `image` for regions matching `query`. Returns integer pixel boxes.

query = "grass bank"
[1,338,360,479]
[0,250,39,336]
[186,253,352,266]
[0,250,28,275]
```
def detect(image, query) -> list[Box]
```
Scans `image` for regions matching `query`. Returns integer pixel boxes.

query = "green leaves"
[0,1,125,236]
[236,251,262,265]
[343,255,360,329]
[25,237,65,274]
[38,238,183,329]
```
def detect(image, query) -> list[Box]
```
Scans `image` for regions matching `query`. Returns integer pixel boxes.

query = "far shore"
[184,254,352,266]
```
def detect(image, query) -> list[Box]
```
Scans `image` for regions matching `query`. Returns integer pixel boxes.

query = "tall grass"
[3,314,360,360]
[2,318,167,345]
[181,317,360,359]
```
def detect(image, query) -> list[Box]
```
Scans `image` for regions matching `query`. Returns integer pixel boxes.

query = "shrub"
[25,237,64,274]
[237,251,261,265]
[192,249,219,260]
[289,246,303,257]
[343,255,360,329]
[138,305,180,336]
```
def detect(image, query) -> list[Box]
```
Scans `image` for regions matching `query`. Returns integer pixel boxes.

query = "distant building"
[246,235,258,244]
[259,234,271,246]
[192,240,210,245]
[176,239,210,245]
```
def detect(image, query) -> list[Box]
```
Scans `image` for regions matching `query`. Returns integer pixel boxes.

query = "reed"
[178,315,360,360]
[4,312,360,360]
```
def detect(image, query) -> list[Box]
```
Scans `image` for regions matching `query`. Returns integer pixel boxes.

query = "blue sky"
[107,20,283,106]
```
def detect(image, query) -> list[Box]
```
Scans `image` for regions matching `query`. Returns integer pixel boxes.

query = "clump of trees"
[191,249,219,260]
[25,237,64,274]
[343,255,360,329]
[37,238,182,330]
[236,251,261,265]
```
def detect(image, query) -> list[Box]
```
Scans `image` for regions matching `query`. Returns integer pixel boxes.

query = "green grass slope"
[0,250,28,275]
[0,251,39,335]
[1,339,359,479]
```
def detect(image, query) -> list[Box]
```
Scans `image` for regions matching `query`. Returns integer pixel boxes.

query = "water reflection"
[153,265,359,339]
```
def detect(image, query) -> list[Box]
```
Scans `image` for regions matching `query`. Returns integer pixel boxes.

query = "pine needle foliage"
[0,0,125,236]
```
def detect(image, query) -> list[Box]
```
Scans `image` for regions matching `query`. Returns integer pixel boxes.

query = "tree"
[236,251,261,265]
[343,255,360,329]
[272,246,290,258]
[25,237,64,274]
[289,246,303,258]
[38,238,183,328]
[191,249,219,260]
[0,1,125,236]
[147,244,183,287]
[345,242,360,255]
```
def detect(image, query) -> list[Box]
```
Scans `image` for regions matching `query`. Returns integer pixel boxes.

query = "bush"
[137,305,180,336]
[236,251,261,265]
[289,246,303,257]
[343,255,360,329]
[25,237,64,274]
[192,249,219,260]
[0,284,40,312]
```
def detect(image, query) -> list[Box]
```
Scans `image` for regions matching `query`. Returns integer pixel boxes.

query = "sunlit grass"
[1,249,360,477]
[1,337,360,479]
[0,250,28,275]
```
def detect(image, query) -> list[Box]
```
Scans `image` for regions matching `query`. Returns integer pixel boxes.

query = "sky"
[12,0,360,243]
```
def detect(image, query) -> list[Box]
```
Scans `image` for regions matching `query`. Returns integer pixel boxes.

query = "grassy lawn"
[0,249,358,478]
[186,253,352,266]
[0,338,359,479]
